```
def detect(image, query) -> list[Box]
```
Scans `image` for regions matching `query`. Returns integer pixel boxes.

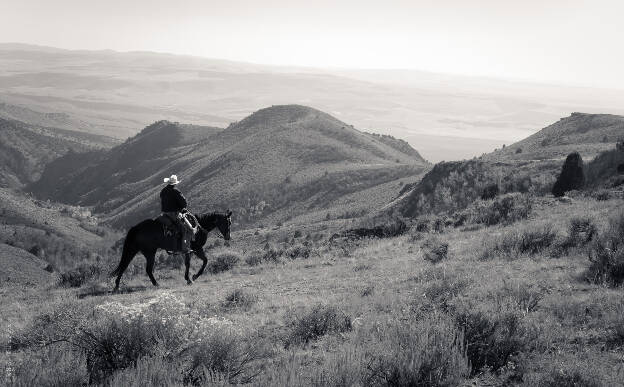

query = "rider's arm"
[177,190,188,210]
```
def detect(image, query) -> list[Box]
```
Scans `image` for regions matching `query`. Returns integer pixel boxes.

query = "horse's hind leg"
[144,249,159,287]
[192,249,208,281]
[184,253,193,285]
[112,244,139,292]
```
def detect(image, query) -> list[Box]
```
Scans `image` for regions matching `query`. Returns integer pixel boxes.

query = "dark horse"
[111,211,232,291]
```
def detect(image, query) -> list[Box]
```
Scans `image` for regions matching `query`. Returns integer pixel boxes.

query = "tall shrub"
[552,152,585,197]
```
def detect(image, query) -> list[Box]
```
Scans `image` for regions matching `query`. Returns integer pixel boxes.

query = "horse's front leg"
[192,249,208,281]
[184,253,193,285]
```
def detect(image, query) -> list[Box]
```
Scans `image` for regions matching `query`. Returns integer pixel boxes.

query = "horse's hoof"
[192,274,199,281]
[186,279,194,285]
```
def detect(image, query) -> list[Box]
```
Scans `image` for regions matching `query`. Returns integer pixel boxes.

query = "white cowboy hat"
[163,174,180,185]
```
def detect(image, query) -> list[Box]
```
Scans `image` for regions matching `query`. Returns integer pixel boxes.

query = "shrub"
[455,308,527,374]
[103,356,183,386]
[285,304,352,347]
[552,152,585,197]
[222,288,258,310]
[587,212,624,286]
[361,285,375,297]
[593,189,612,201]
[2,345,89,386]
[515,148,523,154]
[469,193,532,226]
[208,251,241,274]
[531,367,602,387]
[284,244,314,259]
[244,250,264,266]
[293,230,302,238]
[181,331,263,385]
[493,281,542,315]
[420,278,466,313]
[480,225,557,260]
[367,315,470,386]
[58,263,102,288]
[421,237,449,263]
[568,217,597,247]
[415,219,430,233]
[481,183,499,200]
[82,316,182,383]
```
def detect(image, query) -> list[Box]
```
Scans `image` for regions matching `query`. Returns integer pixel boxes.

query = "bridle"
[187,211,230,240]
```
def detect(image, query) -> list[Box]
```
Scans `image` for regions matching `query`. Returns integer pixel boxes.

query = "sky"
[2,0,624,89]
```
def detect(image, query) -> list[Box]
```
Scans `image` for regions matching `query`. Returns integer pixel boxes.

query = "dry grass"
[2,196,624,386]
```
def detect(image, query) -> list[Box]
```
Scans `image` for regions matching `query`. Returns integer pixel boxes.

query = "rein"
[188,212,225,239]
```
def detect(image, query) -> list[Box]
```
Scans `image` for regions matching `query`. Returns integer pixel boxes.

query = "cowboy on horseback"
[160,174,193,253]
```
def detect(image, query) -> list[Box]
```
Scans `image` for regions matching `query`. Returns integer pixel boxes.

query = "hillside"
[30,105,429,228]
[395,113,624,218]
[0,243,53,288]
[485,112,624,162]
[0,187,119,275]
[0,118,116,188]
[4,43,624,161]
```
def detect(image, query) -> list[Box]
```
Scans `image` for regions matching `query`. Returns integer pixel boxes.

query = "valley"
[1,62,624,386]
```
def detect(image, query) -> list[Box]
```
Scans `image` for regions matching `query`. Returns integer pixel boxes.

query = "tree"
[552,152,585,197]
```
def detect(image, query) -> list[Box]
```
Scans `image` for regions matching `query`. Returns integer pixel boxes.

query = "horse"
[110,210,232,292]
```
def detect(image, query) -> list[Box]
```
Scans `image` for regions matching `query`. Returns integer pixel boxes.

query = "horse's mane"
[196,212,227,224]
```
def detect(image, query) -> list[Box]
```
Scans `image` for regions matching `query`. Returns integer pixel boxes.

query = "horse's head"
[216,210,232,240]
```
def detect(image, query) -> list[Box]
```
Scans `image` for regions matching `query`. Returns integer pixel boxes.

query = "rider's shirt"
[160,185,188,212]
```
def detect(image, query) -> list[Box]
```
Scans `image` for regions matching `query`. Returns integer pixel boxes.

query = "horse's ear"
[226,209,232,217]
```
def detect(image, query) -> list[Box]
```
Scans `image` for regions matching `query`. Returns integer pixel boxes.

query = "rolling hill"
[0,117,116,188]
[4,43,624,161]
[394,113,624,218]
[485,112,624,162]
[30,105,429,228]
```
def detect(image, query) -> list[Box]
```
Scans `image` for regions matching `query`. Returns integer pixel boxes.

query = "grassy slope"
[2,194,623,385]
[395,113,624,218]
[486,112,624,162]
[0,118,111,188]
[0,243,53,288]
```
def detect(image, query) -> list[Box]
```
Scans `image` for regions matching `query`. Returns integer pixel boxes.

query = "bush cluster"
[8,292,262,385]
[285,304,352,348]
[58,262,103,287]
[455,308,529,374]
[222,288,258,310]
[466,193,532,226]
[421,237,449,263]
[208,251,241,274]
[367,315,470,386]
[587,211,624,286]
[480,225,557,260]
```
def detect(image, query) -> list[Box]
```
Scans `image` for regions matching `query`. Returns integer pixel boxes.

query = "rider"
[160,174,192,253]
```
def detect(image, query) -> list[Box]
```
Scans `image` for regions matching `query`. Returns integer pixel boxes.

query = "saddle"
[156,212,200,253]
[156,214,180,238]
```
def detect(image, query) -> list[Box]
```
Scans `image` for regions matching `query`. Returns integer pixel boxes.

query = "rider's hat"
[164,174,180,185]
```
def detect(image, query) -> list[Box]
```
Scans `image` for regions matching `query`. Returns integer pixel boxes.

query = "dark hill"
[31,105,428,227]
[0,118,114,188]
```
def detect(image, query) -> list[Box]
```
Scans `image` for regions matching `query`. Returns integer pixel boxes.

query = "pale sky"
[2,0,624,89]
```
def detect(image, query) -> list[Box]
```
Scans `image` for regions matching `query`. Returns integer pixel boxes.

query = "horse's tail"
[111,225,139,277]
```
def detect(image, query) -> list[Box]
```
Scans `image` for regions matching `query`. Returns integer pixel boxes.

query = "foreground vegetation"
[2,191,624,386]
